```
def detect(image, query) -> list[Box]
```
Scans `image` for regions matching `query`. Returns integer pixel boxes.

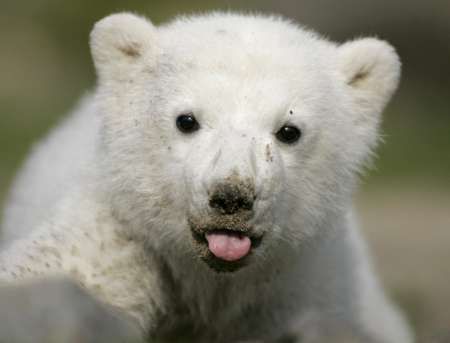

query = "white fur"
[0,12,411,342]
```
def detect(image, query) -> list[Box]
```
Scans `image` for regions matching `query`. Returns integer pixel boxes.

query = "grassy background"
[0,0,449,339]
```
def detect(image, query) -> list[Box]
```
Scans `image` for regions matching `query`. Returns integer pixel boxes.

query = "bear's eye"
[275,125,302,144]
[176,113,200,133]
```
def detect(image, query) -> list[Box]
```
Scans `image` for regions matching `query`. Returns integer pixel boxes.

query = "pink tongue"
[205,232,251,261]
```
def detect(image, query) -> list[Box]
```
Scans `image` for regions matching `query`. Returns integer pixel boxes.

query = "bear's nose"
[209,182,255,215]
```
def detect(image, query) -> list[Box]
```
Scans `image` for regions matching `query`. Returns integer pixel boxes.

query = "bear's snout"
[189,176,258,271]
[208,178,255,215]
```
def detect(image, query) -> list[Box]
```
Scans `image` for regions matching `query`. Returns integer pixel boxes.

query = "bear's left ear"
[90,13,159,83]
[338,38,401,114]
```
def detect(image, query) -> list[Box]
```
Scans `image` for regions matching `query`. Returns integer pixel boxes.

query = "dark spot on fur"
[118,42,142,58]
[39,246,62,259]
[348,69,369,86]
[190,211,253,237]
[265,144,273,162]
[289,109,294,115]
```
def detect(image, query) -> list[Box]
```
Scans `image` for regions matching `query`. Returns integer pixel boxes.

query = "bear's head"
[90,13,400,272]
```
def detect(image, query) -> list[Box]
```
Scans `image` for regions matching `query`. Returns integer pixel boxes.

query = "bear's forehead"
[148,14,338,122]
[158,13,334,76]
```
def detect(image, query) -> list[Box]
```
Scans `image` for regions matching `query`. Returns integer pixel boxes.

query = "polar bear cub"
[0,12,412,343]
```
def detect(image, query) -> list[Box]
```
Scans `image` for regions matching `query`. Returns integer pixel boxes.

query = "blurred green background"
[1,0,449,339]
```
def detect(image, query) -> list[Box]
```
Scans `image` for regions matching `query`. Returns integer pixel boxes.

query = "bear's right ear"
[337,38,401,116]
[90,13,158,83]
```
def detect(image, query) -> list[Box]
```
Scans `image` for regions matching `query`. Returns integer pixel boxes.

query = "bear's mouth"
[189,214,263,272]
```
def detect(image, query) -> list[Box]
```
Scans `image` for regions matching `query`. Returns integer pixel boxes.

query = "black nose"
[209,182,255,215]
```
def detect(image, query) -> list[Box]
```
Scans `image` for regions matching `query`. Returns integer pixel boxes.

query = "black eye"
[275,125,301,144]
[176,113,200,133]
